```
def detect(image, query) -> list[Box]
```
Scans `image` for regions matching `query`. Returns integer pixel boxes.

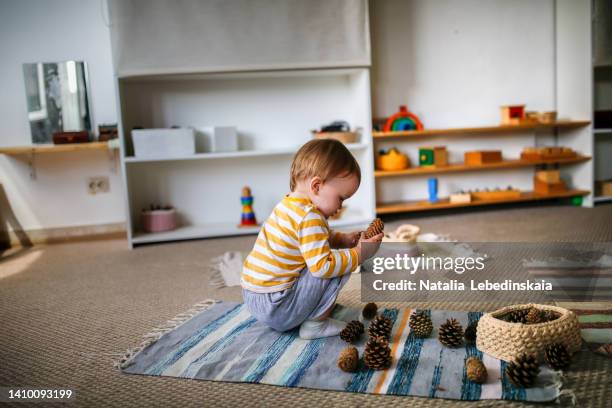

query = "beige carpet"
[1,204,611,407]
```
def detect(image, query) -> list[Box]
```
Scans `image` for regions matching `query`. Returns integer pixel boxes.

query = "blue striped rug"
[121,302,563,401]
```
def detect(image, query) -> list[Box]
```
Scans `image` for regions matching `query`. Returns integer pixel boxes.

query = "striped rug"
[121,302,563,402]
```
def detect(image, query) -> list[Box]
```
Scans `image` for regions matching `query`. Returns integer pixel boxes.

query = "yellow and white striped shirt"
[241,195,359,293]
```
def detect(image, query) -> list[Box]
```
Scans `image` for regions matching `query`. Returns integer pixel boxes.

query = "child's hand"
[343,231,361,248]
[357,231,383,263]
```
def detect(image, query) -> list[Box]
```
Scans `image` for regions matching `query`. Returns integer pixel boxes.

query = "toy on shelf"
[521,146,577,161]
[428,178,438,203]
[312,120,358,144]
[383,105,424,132]
[470,186,521,201]
[239,186,258,227]
[419,146,448,167]
[376,147,410,171]
[500,105,525,125]
[464,150,502,166]
[534,170,567,195]
[141,205,177,233]
[450,190,472,204]
[596,180,612,197]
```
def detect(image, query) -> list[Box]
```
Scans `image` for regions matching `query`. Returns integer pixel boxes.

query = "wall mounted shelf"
[376,189,589,214]
[374,155,591,178]
[372,120,590,139]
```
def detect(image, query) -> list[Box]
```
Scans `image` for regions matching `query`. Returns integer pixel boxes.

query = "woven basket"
[476,303,582,362]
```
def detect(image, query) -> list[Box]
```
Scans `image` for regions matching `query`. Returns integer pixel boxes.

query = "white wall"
[370,0,556,125]
[0,0,124,231]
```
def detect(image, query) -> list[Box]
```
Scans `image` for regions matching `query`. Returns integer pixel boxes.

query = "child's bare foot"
[299,318,346,339]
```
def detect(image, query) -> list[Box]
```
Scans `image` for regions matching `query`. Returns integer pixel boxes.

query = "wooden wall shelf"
[376,189,589,214]
[0,142,116,155]
[372,120,591,139]
[375,155,591,178]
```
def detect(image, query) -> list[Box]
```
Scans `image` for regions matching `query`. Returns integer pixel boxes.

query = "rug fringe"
[115,298,218,369]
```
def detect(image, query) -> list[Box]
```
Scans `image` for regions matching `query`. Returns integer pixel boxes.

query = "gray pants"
[242,268,351,332]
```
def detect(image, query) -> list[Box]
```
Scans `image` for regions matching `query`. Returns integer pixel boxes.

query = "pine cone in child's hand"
[365,218,384,239]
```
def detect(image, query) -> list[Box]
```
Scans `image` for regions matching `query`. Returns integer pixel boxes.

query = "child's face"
[311,173,359,218]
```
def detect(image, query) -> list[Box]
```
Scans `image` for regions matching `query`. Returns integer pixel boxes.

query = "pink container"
[142,208,177,233]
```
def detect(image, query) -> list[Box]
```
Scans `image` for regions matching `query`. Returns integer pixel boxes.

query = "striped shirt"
[241,195,359,293]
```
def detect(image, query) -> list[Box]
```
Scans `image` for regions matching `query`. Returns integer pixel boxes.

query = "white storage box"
[132,128,195,157]
[201,126,238,153]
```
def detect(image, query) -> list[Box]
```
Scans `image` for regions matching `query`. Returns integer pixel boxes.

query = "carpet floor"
[1,204,612,407]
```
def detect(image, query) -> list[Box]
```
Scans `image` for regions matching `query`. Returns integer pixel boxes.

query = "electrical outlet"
[87,176,110,195]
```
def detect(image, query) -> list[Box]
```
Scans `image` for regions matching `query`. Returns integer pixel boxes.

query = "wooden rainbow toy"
[383,105,424,132]
[239,186,258,227]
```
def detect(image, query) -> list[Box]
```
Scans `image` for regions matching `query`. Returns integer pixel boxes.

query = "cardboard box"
[464,150,502,165]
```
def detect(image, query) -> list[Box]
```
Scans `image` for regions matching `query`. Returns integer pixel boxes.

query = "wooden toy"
[239,186,258,227]
[521,146,577,161]
[534,172,566,195]
[524,111,540,124]
[383,105,424,132]
[500,105,525,125]
[376,147,410,171]
[428,178,438,203]
[464,150,502,166]
[596,180,612,197]
[471,187,521,201]
[419,146,448,167]
[450,191,472,204]
[539,111,558,124]
[536,169,561,184]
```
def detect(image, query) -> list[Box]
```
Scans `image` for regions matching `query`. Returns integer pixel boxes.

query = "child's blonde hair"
[290,139,361,191]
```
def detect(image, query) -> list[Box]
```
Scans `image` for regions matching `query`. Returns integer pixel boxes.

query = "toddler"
[241,139,383,339]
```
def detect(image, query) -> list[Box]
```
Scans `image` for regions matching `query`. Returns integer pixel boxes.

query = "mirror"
[22,61,92,144]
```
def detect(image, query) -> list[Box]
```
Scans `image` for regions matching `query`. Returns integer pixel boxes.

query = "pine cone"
[466,356,487,383]
[525,308,544,324]
[368,315,393,341]
[464,321,478,345]
[544,343,571,370]
[364,336,391,370]
[337,346,359,373]
[340,320,364,343]
[365,218,384,239]
[362,302,378,320]
[409,312,433,338]
[503,309,528,324]
[505,353,540,388]
[438,318,464,348]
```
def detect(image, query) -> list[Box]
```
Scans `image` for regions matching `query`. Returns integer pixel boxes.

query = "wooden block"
[472,190,521,201]
[419,146,448,167]
[596,180,612,197]
[536,170,561,183]
[450,193,472,204]
[534,176,566,195]
[464,150,502,166]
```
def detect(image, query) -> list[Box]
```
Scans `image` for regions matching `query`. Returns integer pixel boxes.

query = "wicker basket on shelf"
[476,303,582,362]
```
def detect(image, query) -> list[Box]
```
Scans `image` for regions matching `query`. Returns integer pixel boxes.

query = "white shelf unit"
[115,68,376,247]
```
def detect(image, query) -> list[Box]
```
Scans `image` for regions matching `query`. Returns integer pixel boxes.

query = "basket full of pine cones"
[476,303,582,363]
